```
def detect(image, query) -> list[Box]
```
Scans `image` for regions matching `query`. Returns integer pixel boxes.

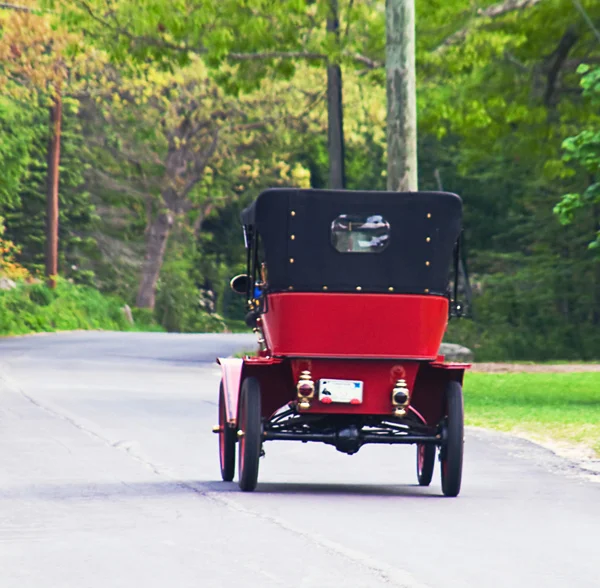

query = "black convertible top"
[241,188,462,295]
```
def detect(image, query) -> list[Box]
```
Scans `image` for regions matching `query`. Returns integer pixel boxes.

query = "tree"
[0,0,104,284]
[3,99,96,281]
[386,0,417,191]
[49,0,386,189]
[555,65,600,252]
[82,58,313,308]
[0,96,45,208]
[326,0,345,189]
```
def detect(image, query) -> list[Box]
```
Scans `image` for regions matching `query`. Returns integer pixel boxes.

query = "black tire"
[440,380,464,497]
[218,381,236,482]
[238,377,262,492]
[416,443,435,486]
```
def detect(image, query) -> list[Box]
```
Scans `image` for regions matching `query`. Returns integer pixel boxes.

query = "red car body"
[214,188,470,496]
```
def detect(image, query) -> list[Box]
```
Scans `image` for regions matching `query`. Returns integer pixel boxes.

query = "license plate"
[318,379,363,404]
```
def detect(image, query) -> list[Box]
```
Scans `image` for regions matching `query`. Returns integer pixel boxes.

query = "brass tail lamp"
[296,370,315,410]
[391,378,410,417]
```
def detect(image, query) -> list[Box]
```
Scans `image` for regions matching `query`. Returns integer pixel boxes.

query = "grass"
[464,372,600,456]
[223,318,251,333]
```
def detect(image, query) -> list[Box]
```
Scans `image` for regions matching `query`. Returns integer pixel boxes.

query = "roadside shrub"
[0,215,29,281]
[0,279,162,335]
[155,256,226,334]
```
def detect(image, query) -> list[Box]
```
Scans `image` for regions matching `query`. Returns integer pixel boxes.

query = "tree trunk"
[46,91,62,288]
[386,0,418,192]
[136,211,174,309]
[327,0,345,190]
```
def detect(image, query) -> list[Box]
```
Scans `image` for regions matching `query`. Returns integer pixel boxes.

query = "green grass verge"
[464,372,600,456]
[0,279,163,335]
[223,318,251,333]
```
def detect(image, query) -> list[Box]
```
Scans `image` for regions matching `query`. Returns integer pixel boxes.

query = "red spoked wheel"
[218,381,236,482]
[440,380,464,497]
[416,443,435,486]
[238,377,262,492]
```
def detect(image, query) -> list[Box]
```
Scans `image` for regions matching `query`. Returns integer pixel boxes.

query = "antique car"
[214,188,470,496]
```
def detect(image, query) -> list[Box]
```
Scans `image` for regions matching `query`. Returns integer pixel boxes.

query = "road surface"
[1,332,599,588]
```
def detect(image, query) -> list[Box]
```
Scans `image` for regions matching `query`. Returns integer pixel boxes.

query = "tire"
[238,377,262,492]
[416,443,435,486]
[218,381,236,482]
[440,380,464,497]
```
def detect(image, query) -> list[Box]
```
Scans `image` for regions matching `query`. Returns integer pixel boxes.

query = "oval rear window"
[331,214,390,253]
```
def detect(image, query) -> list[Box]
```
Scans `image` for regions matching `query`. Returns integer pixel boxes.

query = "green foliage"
[154,240,227,333]
[197,202,249,321]
[446,255,600,361]
[50,0,383,90]
[0,279,161,335]
[1,0,599,353]
[0,215,29,280]
[2,99,98,282]
[0,97,46,208]
[555,66,600,251]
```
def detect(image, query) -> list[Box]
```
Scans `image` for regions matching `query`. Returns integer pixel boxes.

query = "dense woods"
[1,0,599,359]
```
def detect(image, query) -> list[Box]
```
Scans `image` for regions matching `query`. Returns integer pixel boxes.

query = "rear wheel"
[440,381,464,497]
[218,381,236,482]
[238,377,262,492]
[416,443,435,486]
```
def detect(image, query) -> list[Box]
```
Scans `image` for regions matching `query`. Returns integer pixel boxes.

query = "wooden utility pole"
[386,0,417,191]
[327,0,345,190]
[46,89,62,288]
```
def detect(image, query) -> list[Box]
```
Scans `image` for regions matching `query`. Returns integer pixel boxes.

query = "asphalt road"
[1,332,599,588]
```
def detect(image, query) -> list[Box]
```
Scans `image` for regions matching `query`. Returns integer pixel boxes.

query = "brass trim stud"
[288,286,294,290]
[426,237,431,243]
[289,258,294,263]
[323,286,328,290]
[356,286,362,291]
[290,235,295,240]
[425,261,430,266]
[212,425,221,433]
[291,210,296,216]
[388,287,394,292]
[424,288,429,293]
[237,430,245,438]
[427,213,432,219]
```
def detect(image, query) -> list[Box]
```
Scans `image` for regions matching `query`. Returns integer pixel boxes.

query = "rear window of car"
[331,214,390,253]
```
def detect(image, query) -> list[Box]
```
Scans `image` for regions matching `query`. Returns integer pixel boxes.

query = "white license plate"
[318,379,363,404]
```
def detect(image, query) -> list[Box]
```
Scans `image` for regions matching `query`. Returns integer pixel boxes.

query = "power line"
[570,0,600,44]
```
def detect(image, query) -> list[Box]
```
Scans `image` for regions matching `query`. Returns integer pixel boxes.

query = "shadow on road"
[205,480,445,498]
[0,479,446,500]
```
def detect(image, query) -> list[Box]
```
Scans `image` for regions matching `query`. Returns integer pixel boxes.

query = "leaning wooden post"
[386,0,417,192]
[46,85,62,288]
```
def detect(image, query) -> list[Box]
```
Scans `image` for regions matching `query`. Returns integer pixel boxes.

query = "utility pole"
[327,0,345,190]
[386,0,417,191]
[46,88,62,288]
